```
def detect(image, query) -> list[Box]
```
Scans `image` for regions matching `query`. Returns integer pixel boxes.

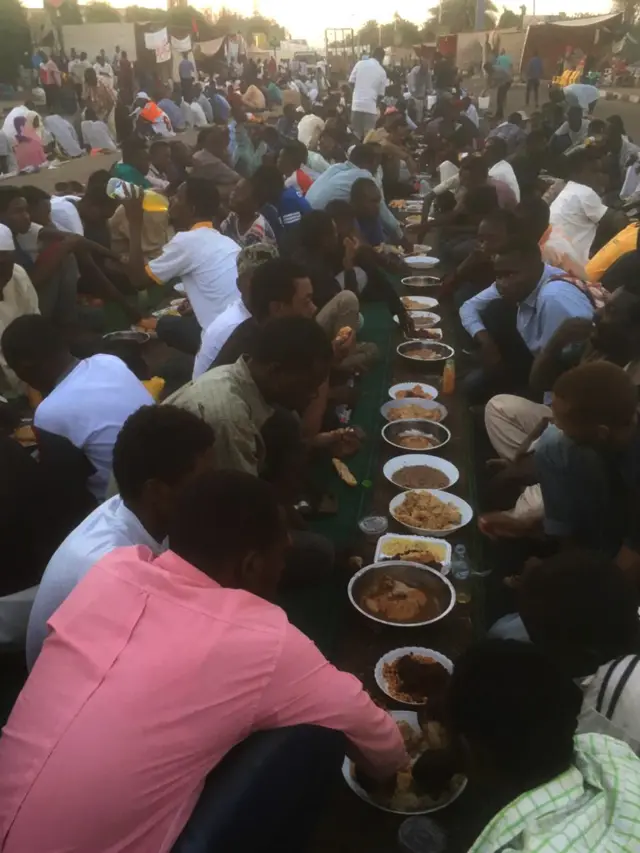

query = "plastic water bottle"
[106,177,169,213]
[450,544,472,604]
[419,178,431,196]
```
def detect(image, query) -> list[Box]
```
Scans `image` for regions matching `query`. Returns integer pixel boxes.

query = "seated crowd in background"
[2,42,640,853]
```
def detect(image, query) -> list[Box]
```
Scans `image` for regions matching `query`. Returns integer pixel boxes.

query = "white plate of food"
[402,276,441,289]
[380,399,448,424]
[342,710,467,814]
[390,489,473,537]
[382,420,451,453]
[347,561,455,627]
[375,647,453,706]
[388,382,439,401]
[400,295,439,311]
[405,255,440,270]
[374,534,452,573]
[394,310,441,329]
[383,454,459,491]
[397,342,455,364]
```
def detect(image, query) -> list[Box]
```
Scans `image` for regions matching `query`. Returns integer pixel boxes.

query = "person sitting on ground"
[278,139,318,196]
[0,469,407,853]
[480,283,640,539]
[193,82,213,123]
[550,104,590,156]
[25,404,215,668]
[459,236,596,403]
[507,128,548,199]
[112,136,153,190]
[251,164,312,247]
[306,129,336,174]
[219,178,277,248]
[297,105,325,150]
[2,315,154,501]
[145,139,173,191]
[534,362,640,570]
[350,176,388,248]
[306,143,404,245]
[0,224,38,393]
[516,195,589,280]
[157,89,186,132]
[80,106,117,152]
[193,243,279,379]
[549,148,628,269]
[486,111,527,155]
[584,220,639,286]
[443,639,640,853]
[12,115,46,172]
[484,135,521,203]
[276,103,300,143]
[191,126,241,201]
[125,177,240,356]
[505,551,640,750]
[603,114,640,197]
[364,113,419,189]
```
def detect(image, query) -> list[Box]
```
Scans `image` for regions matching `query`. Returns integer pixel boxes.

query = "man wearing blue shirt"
[459,238,595,402]
[526,51,544,108]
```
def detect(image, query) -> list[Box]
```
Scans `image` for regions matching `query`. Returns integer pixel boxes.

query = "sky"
[25,0,615,48]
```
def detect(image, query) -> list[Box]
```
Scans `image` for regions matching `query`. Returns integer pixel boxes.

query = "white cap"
[0,224,14,251]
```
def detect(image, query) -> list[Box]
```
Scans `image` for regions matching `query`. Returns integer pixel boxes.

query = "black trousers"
[495,82,511,120]
[525,78,540,106]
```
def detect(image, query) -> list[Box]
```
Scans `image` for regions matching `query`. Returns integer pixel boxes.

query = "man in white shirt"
[0,224,38,391]
[126,175,240,354]
[549,149,627,268]
[2,315,155,501]
[348,47,388,141]
[26,404,215,669]
[485,136,521,203]
[193,242,278,380]
[562,82,599,113]
[93,53,114,90]
[297,107,325,150]
[68,51,91,99]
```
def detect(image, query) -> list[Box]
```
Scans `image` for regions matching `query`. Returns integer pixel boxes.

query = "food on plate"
[411,315,438,329]
[389,199,407,209]
[394,385,434,400]
[395,491,461,531]
[388,405,442,423]
[332,457,357,486]
[335,325,352,343]
[375,243,404,255]
[401,297,430,310]
[411,327,443,341]
[383,654,451,704]
[404,346,444,361]
[352,717,464,811]
[392,465,450,489]
[379,536,444,568]
[360,573,440,622]
[405,214,422,226]
[395,431,441,450]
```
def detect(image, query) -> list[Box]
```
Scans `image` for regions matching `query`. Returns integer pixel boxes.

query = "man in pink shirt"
[0,470,407,853]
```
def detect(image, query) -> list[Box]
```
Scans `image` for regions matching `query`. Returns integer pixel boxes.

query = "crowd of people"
[1,42,640,853]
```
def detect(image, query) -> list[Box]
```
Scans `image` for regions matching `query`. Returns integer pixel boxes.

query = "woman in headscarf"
[12,115,47,171]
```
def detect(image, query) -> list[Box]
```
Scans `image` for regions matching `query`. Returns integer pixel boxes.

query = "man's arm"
[254,621,408,780]
[534,286,595,352]
[458,284,500,339]
[121,195,164,290]
[529,317,592,396]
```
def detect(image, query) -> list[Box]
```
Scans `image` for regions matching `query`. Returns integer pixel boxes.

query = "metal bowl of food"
[397,341,455,364]
[102,330,150,345]
[347,560,455,627]
[401,275,441,289]
[382,419,451,453]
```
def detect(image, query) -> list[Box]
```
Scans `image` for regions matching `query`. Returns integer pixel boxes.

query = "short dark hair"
[507,111,522,125]
[20,186,50,206]
[298,209,335,251]
[251,165,284,206]
[251,316,333,369]
[325,198,355,223]
[495,234,542,263]
[465,184,499,217]
[553,361,637,428]
[113,405,214,503]
[481,207,519,234]
[168,469,284,569]
[1,315,66,371]
[565,148,594,177]
[486,136,508,160]
[459,154,488,178]
[121,136,148,164]
[373,46,385,62]
[515,195,549,236]
[349,144,378,171]
[0,186,25,214]
[350,176,379,203]
[86,169,111,193]
[185,176,220,219]
[448,640,582,788]
[281,140,307,169]
[250,258,309,322]
[520,549,640,675]
[149,139,170,156]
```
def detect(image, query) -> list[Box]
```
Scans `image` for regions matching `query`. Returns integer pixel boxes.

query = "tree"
[0,0,31,84]
[357,19,382,49]
[426,0,498,31]
[498,7,521,27]
[84,1,121,23]
[124,5,168,23]
[57,0,84,25]
[381,13,421,47]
